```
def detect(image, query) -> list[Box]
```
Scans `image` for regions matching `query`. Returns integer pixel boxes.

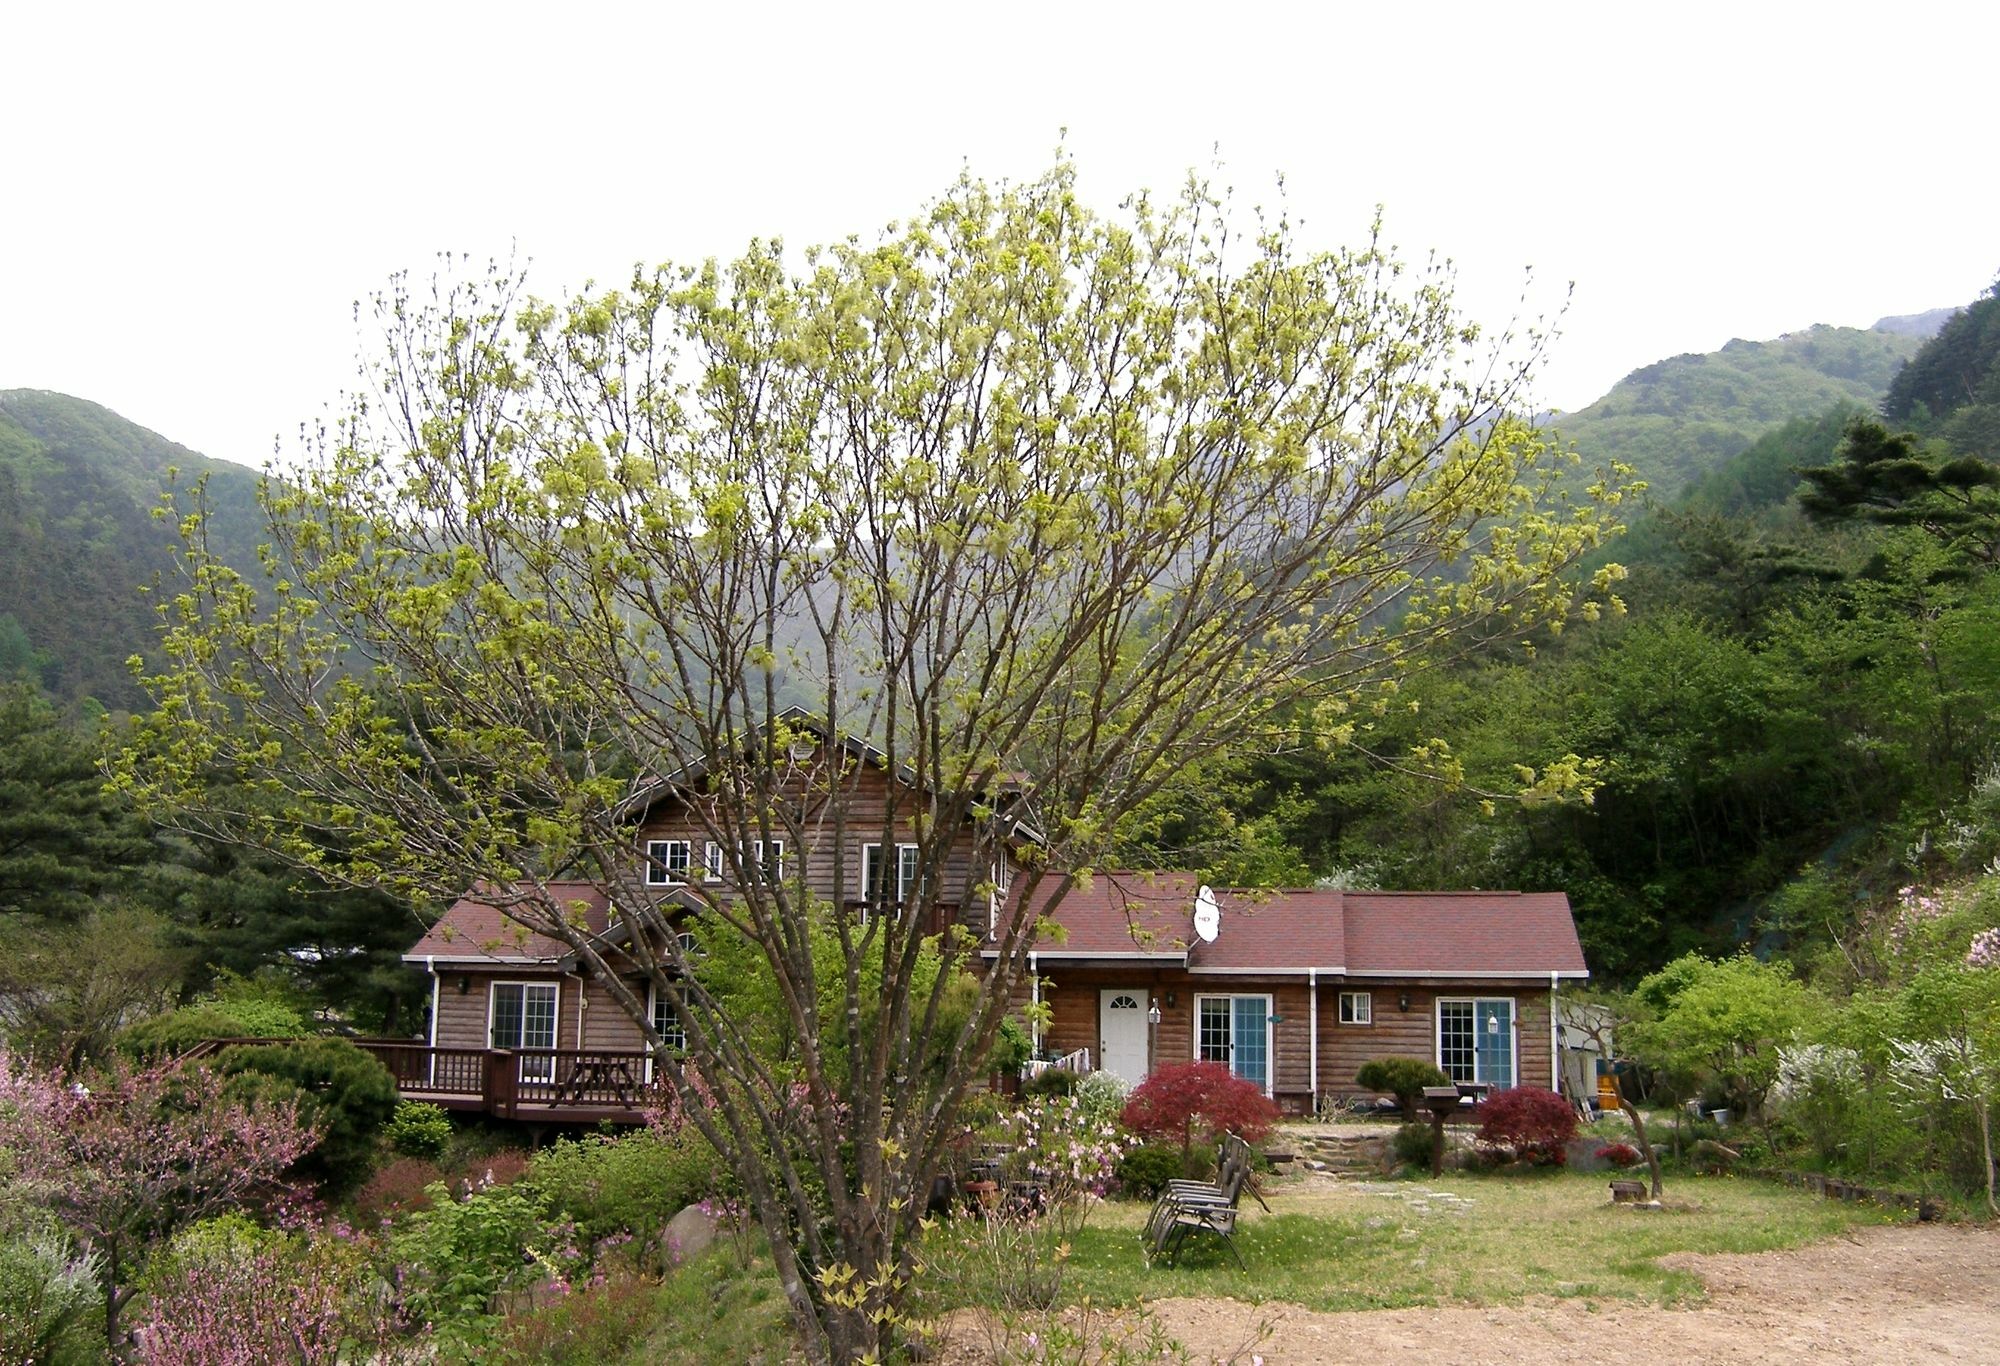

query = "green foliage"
[1110,1143,1183,1198]
[990,1017,1033,1077]
[524,1125,729,1259]
[117,1004,294,1059]
[390,1178,572,1344]
[1023,1066,1080,1099]
[1073,1069,1131,1128]
[0,1220,102,1366]
[384,1101,454,1161]
[1628,954,1816,1115]
[1884,284,2000,430]
[1391,1122,1436,1170]
[1354,1057,1451,1121]
[216,1038,397,1196]
[1799,417,2000,566]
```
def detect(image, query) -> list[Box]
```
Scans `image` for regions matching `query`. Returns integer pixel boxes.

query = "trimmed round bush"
[384,1100,454,1160]
[1113,1143,1184,1198]
[1355,1057,1451,1121]
[217,1038,399,1196]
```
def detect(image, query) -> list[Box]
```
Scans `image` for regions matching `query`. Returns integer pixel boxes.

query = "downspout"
[1308,969,1319,1112]
[1029,952,1040,1055]
[1549,971,1561,1096]
[573,972,586,1052]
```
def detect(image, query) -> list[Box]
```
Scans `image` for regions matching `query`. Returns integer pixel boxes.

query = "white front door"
[1100,989,1150,1087]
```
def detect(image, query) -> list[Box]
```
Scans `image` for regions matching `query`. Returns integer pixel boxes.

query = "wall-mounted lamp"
[1397,993,1411,1012]
[456,975,471,995]
[1164,990,1177,1008]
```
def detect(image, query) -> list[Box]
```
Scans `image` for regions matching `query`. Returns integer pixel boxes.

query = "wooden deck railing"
[351,1040,655,1121]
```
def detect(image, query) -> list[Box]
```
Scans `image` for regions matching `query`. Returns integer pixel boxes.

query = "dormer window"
[645,839,692,887]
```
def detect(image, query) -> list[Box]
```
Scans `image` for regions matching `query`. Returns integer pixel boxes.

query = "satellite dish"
[1193,885,1220,943]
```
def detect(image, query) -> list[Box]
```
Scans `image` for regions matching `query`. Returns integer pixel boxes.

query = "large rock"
[665,1201,722,1264]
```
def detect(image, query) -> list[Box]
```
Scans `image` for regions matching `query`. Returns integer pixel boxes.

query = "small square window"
[1338,991,1372,1025]
[645,839,691,887]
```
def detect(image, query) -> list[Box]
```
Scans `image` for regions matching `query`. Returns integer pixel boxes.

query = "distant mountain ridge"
[1548,323,1926,503]
[0,390,265,712]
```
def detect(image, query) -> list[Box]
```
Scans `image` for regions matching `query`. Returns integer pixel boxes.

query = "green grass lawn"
[594,1171,1902,1360]
[1042,1171,1898,1312]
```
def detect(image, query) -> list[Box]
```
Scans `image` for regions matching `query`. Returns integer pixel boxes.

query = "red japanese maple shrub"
[1119,1061,1278,1154]
[1473,1087,1577,1166]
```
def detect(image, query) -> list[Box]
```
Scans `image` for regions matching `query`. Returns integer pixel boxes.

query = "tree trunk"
[1620,1095,1664,1201]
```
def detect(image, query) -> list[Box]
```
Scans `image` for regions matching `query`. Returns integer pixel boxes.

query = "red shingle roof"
[404,883,611,964]
[1190,890,1346,971]
[1007,872,1202,959]
[1341,891,1586,977]
[1008,881,1585,978]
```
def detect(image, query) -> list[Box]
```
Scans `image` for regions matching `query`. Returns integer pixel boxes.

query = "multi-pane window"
[862,843,921,905]
[1195,994,1271,1093]
[650,987,688,1053]
[703,842,724,881]
[490,982,558,1082]
[1438,998,1515,1089]
[1338,991,1372,1025]
[644,839,691,887]
[739,839,785,882]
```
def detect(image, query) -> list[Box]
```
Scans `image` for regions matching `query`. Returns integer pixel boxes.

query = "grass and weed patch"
[940,1172,1894,1316]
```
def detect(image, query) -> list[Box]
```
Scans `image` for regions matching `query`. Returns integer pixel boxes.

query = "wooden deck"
[354,1041,657,1125]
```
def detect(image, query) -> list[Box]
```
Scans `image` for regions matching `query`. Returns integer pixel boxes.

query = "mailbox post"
[1423,1086,1462,1177]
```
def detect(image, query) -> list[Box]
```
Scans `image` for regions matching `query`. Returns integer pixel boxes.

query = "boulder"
[666,1201,722,1264]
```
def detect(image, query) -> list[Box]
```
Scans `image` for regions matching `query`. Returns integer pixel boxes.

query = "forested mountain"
[0,390,265,712]
[2,286,1992,1012]
[1142,284,2000,986]
[1549,324,1928,503]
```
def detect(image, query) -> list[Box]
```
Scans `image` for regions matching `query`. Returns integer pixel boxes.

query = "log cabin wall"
[427,969,584,1052]
[633,761,1021,937]
[1317,982,1555,1096]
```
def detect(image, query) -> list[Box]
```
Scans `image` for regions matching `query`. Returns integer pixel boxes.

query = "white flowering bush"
[1073,1070,1133,1130]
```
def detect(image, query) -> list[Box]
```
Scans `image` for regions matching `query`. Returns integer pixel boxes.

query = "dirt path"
[1144,1221,2000,1363]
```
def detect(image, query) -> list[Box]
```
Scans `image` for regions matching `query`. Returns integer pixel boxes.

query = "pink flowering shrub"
[1967,927,2000,969]
[0,1048,318,1349]
[135,1216,409,1365]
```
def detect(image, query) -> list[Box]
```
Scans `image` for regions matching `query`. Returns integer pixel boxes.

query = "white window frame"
[1436,996,1517,1090]
[1192,992,1274,1096]
[487,979,560,1083]
[644,839,692,888]
[646,981,688,1081]
[862,842,921,904]
[739,838,786,883]
[1338,990,1372,1025]
[703,841,725,882]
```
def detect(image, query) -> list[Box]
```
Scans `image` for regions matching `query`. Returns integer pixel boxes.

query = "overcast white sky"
[2,2,1991,469]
